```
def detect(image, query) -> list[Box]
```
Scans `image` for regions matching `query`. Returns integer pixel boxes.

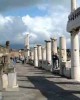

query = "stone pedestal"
[59,37,67,75]
[6,72,18,91]
[34,47,38,67]
[45,40,52,70]
[71,31,80,81]
[8,72,18,88]
[2,72,18,91]
[2,74,8,89]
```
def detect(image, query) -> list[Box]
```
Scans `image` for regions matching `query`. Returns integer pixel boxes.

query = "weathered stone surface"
[2,63,80,100]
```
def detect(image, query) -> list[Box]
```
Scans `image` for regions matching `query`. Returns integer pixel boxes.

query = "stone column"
[42,47,46,68]
[25,34,30,61]
[71,0,77,12]
[31,50,34,61]
[71,31,80,80]
[37,45,42,67]
[51,37,57,54]
[34,47,38,67]
[59,37,67,75]
[45,40,52,67]
[27,34,30,57]
[37,45,42,61]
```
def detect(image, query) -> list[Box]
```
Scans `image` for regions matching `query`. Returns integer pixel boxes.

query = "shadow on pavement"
[25,76,80,100]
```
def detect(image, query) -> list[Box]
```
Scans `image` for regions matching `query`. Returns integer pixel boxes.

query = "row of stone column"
[30,36,67,75]
[29,33,80,81]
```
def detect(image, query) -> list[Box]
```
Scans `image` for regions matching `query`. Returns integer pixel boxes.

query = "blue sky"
[0,0,80,49]
[2,6,48,17]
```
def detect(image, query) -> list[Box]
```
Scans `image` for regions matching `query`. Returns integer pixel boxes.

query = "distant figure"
[10,57,16,70]
[21,56,25,64]
[52,53,59,69]
[13,57,16,66]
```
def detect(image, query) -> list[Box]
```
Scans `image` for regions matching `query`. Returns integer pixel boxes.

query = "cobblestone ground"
[2,63,80,100]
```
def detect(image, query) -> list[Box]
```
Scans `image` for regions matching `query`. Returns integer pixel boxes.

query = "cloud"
[0,15,27,45]
[1,0,80,49]
[0,9,70,48]
[22,10,70,47]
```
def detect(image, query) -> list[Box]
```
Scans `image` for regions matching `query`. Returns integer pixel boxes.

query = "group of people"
[52,53,59,69]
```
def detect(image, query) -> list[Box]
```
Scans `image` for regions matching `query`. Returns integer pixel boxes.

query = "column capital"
[71,28,79,34]
[34,46,37,48]
[50,38,57,41]
[37,44,41,46]
[45,40,51,42]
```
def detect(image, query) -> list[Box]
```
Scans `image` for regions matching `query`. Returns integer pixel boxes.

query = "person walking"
[52,53,59,69]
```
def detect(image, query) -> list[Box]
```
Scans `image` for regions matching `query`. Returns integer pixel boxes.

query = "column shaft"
[71,0,77,12]
[71,31,80,80]
[42,47,46,61]
[46,41,51,64]
[31,51,34,60]
[59,37,67,75]
[34,47,38,67]
[51,38,57,54]
[37,45,42,60]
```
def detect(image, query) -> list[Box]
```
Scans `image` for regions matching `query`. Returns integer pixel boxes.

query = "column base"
[6,84,19,91]
[60,62,66,76]
[71,67,80,81]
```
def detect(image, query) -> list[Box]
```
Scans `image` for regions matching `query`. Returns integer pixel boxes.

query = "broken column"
[45,40,52,70]
[42,47,46,68]
[34,46,38,67]
[37,45,42,68]
[59,37,67,75]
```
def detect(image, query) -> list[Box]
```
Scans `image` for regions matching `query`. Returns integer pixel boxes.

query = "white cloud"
[1,0,80,48]
[22,7,71,47]
[0,15,27,45]
[0,10,71,48]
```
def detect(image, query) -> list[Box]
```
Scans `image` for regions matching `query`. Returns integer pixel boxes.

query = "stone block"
[2,74,8,89]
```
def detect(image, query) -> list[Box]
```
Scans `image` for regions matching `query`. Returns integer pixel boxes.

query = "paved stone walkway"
[2,63,80,100]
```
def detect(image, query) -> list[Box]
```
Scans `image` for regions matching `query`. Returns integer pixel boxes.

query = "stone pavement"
[2,63,80,100]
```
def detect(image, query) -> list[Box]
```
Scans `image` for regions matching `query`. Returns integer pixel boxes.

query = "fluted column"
[37,45,42,61]
[51,37,57,54]
[71,31,80,80]
[59,36,67,75]
[34,47,38,67]
[31,50,34,61]
[42,47,46,68]
[45,40,52,65]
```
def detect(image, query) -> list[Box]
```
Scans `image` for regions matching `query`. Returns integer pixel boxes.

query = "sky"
[0,0,80,49]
